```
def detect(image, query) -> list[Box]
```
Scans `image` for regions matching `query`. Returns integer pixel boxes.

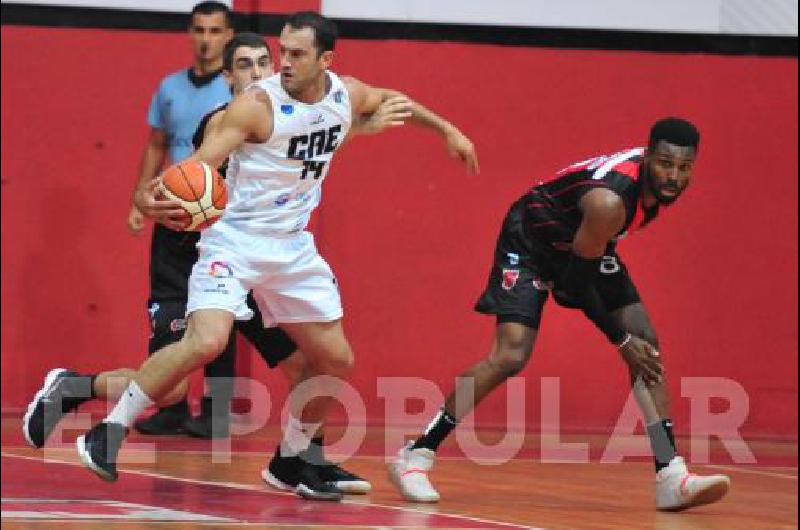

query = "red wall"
[2,26,797,440]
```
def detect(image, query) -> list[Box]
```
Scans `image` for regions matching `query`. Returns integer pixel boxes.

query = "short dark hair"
[191,1,232,28]
[223,32,270,71]
[284,11,338,55]
[648,117,700,151]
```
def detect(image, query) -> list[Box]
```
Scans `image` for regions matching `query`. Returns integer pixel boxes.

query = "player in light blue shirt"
[147,65,230,164]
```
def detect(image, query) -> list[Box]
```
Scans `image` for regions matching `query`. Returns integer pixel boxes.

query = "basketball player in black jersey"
[391,118,731,511]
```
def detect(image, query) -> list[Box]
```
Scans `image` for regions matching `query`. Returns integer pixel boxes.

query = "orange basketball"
[158,161,227,231]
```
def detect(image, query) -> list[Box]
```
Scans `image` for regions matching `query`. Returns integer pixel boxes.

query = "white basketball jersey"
[219,71,352,235]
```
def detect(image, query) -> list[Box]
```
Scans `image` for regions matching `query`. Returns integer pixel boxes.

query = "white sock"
[280,416,322,456]
[105,381,155,428]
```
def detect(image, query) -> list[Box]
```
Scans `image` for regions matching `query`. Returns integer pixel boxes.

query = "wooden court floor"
[1,416,797,529]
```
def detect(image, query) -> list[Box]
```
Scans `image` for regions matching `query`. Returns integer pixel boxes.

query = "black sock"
[411,408,458,452]
[647,418,677,473]
[88,374,99,399]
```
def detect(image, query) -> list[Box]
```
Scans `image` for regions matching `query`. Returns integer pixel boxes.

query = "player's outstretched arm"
[343,77,479,174]
[349,95,413,137]
[340,95,413,147]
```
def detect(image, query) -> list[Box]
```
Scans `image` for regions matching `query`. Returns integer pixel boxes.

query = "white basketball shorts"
[186,223,342,327]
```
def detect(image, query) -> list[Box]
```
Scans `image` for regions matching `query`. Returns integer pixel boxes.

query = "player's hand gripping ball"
[157,161,227,231]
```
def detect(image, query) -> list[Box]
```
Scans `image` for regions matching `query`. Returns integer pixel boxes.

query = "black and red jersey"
[191,103,228,152]
[522,147,659,253]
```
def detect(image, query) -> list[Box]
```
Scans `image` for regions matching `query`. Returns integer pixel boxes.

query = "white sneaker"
[388,442,440,503]
[655,456,730,511]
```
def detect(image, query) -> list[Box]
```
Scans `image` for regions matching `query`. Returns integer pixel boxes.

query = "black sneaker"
[317,462,372,494]
[302,442,371,494]
[183,397,230,439]
[261,448,343,501]
[133,401,189,435]
[23,368,93,448]
[76,422,129,482]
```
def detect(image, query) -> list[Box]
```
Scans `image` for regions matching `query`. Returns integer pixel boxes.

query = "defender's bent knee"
[490,323,535,378]
[490,349,530,378]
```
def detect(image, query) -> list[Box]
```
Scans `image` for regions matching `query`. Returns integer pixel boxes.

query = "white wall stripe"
[0,0,231,12]
[320,0,797,36]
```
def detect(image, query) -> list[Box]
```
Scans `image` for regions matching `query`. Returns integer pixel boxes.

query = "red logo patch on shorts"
[502,268,520,290]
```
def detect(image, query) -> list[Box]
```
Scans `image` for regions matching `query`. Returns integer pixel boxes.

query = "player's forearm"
[408,101,458,137]
[133,143,167,202]
[187,109,252,169]
[379,89,457,138]
[348,113,374,138]
[185,143,229,170]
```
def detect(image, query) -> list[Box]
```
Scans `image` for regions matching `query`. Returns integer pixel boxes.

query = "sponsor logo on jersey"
[310,113,325,125]
[532,278,554,291]
[209,261,233,278]
[204,282,229,295]
[281,104,294,115]
[333,90,344,103]
[275,192,291,206]
[507,252,520,265]
[502,268,520,290]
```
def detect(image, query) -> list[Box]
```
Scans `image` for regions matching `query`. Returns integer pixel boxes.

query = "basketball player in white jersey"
[22,30,415,496]
[70,12,478,500]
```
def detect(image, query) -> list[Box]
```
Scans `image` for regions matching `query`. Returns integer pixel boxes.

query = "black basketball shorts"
[474,200,641,329]
[146,293,297,369]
